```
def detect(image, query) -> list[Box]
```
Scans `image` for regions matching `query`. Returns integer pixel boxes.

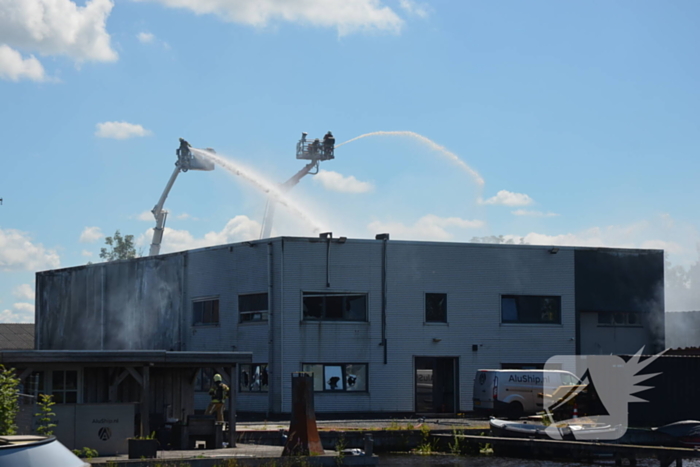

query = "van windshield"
[561,373,581,385]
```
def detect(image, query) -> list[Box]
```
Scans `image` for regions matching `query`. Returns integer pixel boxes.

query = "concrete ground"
[86,416,489,465]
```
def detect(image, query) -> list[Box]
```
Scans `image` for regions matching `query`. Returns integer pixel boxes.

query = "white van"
[472,369,580,418]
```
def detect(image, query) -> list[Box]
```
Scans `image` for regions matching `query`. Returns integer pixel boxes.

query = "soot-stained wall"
[36,253,186,350]
[575,249,665,354]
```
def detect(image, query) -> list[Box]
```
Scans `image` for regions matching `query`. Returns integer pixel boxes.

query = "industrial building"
[33,236,665,418]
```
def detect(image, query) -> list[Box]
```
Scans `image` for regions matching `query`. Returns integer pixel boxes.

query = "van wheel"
[507,401,524,420]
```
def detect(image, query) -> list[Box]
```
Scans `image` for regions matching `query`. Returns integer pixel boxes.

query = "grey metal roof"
[0,324,34,350]
[0,350,252,366]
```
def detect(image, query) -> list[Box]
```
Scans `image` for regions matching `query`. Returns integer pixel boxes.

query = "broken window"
[302,293,367,321]
[239,364,269,392]
[501,295,561,324]
[425,293,447,323]
[302,363,367,392]
[597,311,642,327]
[193,298,219,325]
[239,293,268,323]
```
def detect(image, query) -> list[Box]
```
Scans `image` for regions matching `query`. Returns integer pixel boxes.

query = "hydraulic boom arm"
[149,138,215,256]
[149,166,181,256]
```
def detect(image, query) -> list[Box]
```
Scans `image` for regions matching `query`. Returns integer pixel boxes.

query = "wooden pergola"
[0,350,252,447]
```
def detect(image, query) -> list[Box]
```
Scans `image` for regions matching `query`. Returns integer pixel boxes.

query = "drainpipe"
[279,239,285,414]
[267,241,273,418]
[379,235,389,364]
[101,266,105,350]
[320,232,332,288]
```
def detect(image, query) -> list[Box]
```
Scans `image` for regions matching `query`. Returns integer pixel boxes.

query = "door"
[415,357,457,414]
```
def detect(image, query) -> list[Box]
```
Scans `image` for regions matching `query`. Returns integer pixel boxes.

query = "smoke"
[191,147,327,235]
[335,131,485,188]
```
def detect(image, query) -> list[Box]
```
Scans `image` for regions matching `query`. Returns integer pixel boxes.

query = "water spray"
[190,146,326,235]
[335,131,485,188]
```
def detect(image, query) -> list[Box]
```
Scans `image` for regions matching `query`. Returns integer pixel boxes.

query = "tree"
[0,365,20,436]
[100,230,138,261]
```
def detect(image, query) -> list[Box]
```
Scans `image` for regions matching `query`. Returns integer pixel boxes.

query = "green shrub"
[0,366,19,436]
[72,447,99,458]
[35,394,56,436]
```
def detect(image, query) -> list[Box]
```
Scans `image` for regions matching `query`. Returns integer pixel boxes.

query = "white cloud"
[81,249,94,257]
[0,302,34,323]
[480,190,534,207]
[0,44,48,82]
[138,215,261,253]
[313,170,373,193]
[79,226,103,243]
[176,213,196,220]
[512,209,559,218]
[137,210,154,221]
[0,228,60,272]
[95,121,152,139]
[137,32,154,43]
[399,0,428,18]
[13,284,34,301]
[0,0,117,63]
[137,0,403,36]
[507,216,696,262]
[368,214,484,241]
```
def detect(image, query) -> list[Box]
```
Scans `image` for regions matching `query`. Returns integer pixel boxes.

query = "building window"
[598,311,641,327]
[302,293,367,321]
[239,364,268,392]
[239,293,268,323]
[195,368,215,392]
[51,370,78,404]
[301,364,367,392]
[501,295,561,324]
[193,298,219,325]
[19,370,79,404]
[425,293,447,323]
[20,371,44,406]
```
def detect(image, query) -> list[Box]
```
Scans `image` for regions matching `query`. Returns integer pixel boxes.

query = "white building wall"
[185,244,271,412]
[384,241,575,413]
[277,238,575,413]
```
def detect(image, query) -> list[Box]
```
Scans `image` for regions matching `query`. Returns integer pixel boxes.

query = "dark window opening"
[239,293,268,323]
[301,363,367,392]
[239,364,269,392]
[425,293,447,323]
[193,298,219,325]
[302,293,367,321]
[501,295,561,324]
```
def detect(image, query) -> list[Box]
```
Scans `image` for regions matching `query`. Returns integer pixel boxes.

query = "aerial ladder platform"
[259,131,335,239]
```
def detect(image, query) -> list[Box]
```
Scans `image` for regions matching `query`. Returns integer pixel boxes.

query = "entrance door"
[415,357,457,414]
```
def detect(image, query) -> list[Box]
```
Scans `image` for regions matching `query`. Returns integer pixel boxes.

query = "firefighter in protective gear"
[205,373,230,422]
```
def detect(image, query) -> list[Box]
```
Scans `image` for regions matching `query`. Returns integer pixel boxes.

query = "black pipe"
[381,237,387,364]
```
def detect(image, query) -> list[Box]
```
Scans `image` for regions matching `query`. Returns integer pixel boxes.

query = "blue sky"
[1,0,699,322]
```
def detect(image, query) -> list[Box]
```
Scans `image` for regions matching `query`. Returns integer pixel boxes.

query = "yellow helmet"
[213,374,222,382]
